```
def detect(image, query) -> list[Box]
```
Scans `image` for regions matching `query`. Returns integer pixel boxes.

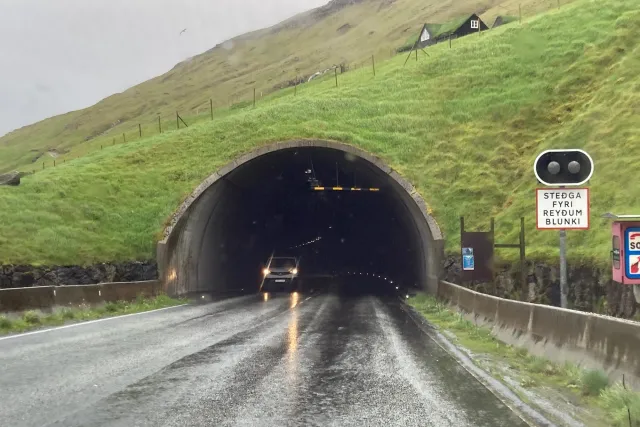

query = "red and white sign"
[536,188,590,230]
[629,233,640,251]
[630,255,640,275]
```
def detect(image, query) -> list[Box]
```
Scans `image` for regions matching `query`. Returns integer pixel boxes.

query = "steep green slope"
[0,0,575,174]
[0,0,637,267]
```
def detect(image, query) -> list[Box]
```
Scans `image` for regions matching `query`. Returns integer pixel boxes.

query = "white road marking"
[0,304,188,342]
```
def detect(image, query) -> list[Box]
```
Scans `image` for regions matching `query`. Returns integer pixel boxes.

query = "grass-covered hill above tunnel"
[0,0,638,267]
[0,0,575,174]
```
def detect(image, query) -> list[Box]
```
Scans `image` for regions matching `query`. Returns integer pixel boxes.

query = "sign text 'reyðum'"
[536,188,590,230]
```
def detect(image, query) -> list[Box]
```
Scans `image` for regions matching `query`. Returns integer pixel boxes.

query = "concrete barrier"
[438,281,640,389]
[0,286,56,312]
[100,280,161,302]
[54,285,102,306]
[0,280,164,313]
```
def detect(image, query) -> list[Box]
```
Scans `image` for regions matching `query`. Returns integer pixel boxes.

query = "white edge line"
[0,304,188,342]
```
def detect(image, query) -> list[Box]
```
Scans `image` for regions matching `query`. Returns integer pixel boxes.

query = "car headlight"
[263,268,270,276]
[290,268,298,275]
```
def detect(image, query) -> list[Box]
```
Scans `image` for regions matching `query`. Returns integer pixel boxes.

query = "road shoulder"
[405,293,624,427]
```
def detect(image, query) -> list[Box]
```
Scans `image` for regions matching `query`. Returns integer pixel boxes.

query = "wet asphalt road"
[0,290,529,427]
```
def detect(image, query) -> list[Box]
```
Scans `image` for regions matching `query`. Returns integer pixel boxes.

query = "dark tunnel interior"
[160,147,436,297]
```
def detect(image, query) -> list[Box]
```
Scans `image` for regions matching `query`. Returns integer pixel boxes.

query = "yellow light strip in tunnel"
[312,187,380,192]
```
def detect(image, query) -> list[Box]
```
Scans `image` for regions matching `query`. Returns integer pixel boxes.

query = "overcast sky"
[0,0,328,137]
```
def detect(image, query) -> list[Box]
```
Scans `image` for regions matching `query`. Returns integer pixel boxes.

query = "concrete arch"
[157,139,445,297]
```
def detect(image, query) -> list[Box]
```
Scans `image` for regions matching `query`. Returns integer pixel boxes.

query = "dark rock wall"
[442,256,636,319]
[0,261,158,289]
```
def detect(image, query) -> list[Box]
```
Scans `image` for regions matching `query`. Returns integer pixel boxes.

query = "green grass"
[0,0,576,175]
[408,292,640,426]
[0,294,187,336]
[0,0,637,266]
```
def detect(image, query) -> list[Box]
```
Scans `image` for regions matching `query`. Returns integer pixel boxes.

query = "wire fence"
[20,0,569,176]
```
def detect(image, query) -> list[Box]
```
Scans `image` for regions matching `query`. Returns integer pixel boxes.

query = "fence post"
[101,144,103,150]
[335,68,338,87]
[415,49,418,61]
[53,160,56,167]
[449,35,452,48]
[519,4,522,24]
[253,88,256,108]
[294,77,297,96]
[210,99,213,120]
[176,111,179,129]
[138,124,142,138]
[122,133,126,143]
[158,116,162,133]
[372,55,376,76]
[42,162,45,170]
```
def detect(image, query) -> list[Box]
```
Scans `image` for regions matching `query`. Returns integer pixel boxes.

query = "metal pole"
[490,217,496,294]
[520,216,527,301]
[559,186,568,308]
[559,228,568,308]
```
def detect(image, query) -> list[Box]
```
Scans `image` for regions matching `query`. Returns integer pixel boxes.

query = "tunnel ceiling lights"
[312,187,380,192]
[289,236,322,249]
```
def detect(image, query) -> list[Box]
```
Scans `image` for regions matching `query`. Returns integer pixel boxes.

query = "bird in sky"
[180,28,187,35]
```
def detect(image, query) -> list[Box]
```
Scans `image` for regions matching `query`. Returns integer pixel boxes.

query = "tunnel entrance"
[157,140,444,298]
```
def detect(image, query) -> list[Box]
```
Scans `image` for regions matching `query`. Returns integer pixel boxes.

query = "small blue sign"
[625,227,640,280]
[462,255,475,271]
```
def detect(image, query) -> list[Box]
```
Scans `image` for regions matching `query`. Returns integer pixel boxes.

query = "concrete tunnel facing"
[157,140,444,298]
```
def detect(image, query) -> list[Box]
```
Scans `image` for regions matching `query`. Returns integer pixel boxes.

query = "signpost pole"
[557,185,568,308]
[559,230,568,308]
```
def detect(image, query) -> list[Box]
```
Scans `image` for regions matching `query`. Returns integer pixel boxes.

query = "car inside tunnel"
[158,143,443,298]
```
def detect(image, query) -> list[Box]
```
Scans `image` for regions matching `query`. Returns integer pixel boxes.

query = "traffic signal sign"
[534,149,594,186]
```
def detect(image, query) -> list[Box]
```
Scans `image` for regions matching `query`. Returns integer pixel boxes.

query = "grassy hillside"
[0,0,638,267]
[0,0,574,174]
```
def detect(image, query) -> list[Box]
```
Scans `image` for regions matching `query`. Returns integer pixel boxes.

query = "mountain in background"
[0,0,563,173]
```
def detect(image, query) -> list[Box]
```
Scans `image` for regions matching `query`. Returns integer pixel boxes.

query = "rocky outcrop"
[0,261,157,289]
[442,256,636,319]
[0,171,20,186]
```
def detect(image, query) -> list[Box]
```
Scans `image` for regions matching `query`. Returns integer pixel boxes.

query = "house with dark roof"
[414,13,489,49]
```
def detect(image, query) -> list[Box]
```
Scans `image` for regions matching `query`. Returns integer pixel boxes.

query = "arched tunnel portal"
[157,140,444,297]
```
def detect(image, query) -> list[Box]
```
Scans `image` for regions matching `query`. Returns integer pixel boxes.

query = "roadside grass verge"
[0,294,188,336]
[408,292,640,426]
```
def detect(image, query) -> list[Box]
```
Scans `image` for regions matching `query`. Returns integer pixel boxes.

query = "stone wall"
[0,261,158,289]
[442,256,637,319]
